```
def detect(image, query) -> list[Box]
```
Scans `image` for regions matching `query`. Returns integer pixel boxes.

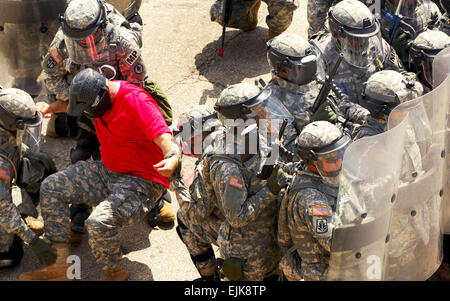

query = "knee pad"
[0,235,23,269]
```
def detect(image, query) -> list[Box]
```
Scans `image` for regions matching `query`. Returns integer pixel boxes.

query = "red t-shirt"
[95,80,171,188]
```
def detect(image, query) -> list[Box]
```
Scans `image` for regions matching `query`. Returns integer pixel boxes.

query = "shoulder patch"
[315,217,328,234]
[125,50,139,65]
[312,206,329,216]
[229,176,244,190]
[50,48,63,64]
[0,168,10,181]
[46,55,57,69]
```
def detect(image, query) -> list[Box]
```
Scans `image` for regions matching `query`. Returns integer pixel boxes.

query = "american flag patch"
[229,176,244,190]
[0,169,10,181]
[312,206,329,216]
[50,48,63,64]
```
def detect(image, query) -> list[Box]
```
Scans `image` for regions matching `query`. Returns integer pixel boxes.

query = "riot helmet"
[68,68,112,118]
[174,105,223,157]
[329,0,386,68]
[60,0,108,64]
[410,29,450,85]
[266,33,326,85]
[360,70,423,119]
[296,121,351,186]
[0,88,43,152]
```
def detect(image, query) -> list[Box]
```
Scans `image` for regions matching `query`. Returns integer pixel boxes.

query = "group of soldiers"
[0,0,449,281]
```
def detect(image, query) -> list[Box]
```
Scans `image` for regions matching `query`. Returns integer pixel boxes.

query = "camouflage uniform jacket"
[311,33,416,105]
[42,3,145,102]
[439,13,450,35]
[277,171,337,281]
[202,144,281,280]
[0,130,36,247]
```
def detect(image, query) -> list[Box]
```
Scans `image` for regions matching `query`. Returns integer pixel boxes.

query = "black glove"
[392,27,413,61]
[25,152,57,177]
[29,236,56,266]
[266,164,287,195]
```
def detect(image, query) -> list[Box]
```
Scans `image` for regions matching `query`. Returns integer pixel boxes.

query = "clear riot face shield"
[409,46,443,85]
[266,43,326,84]
[329,9,386,68]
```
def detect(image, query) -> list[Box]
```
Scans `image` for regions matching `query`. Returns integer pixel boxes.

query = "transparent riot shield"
[327,117,408,281]
[384,67,449,281]
[433,47,450,235]
[0,0,66,24]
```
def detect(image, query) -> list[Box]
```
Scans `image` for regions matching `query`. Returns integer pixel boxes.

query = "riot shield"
[0,0,67,24]
[384,66,449,280]
[327,117,408,281]
[433,47,450,235]
[107,0,141,19]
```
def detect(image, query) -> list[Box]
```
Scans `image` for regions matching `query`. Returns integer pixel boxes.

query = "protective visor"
[409,46,442,85]
[64,28,107,65]
[266,45,326,85]
[20,111,43,152]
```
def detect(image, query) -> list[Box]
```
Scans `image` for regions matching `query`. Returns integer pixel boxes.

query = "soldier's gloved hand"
[29,237,56,266]
[392,28,413,60]
[25,152,57,176]
[267,165,288,195]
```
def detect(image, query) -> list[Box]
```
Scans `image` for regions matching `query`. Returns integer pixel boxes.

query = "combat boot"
[100,264,128,281]
[19,242,71,281]
[25,219,44,236]
[194,266,221,281]
[242,0,261,32]
[160,200,176,223]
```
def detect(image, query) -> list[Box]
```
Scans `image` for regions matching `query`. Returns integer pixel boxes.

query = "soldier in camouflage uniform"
[210,0,299,40]
[20,68,180,281]
[277,121,351,280]
[311,0,416,106]
[265,33,369,153]
[170,105,225,281]
[107,0,143,25]
[409,29,450,92]
[439,0,450,34]
[0,88,57,270]
[201,83,292,280]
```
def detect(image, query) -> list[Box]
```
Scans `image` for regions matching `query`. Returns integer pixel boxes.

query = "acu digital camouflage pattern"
[439,12,450,34]
[43,2,145,102]
[311,32,414,105]
[413,29,450,50]
[107,0,142,20]
[202,143,281,280]
[277,173,337,280]
[215,83,260,123]
[40,159,165,269]
[210,0,299,35]
[0,88,36,121]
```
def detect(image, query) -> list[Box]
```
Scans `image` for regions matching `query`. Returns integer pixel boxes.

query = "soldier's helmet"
[328,0,386,68]
[60,0,108,64]
[266,33,326,85]
[214,82,294,136]
[360,70,423,119]
[174,105,223,157]
[296,121,351,181]
[410,29,450,85]
[0,88,43,151]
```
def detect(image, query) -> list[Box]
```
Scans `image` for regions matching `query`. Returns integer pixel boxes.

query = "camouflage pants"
[0,20,59,95]
[177,210,221,271]
[0,229,14,253]
[40,159,166,269]
[217,223,281,280]
[210,0,299,34]
[307,0,334,38]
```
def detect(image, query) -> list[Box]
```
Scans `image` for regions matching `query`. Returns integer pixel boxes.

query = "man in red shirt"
[20,68,181,281]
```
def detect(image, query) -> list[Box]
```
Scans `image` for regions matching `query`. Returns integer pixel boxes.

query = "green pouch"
[221,257,245,281]
[143,79,173,126]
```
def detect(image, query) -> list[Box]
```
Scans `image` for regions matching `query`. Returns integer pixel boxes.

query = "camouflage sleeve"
[0,159,36,245]
[337,96,369,125]
[294,188,334,253]
[210,159,277,228]
[426,1,443,28]
[307,0,333,39]
[116,28,146,88]
[382,42,419,82]
[42,29,71,102]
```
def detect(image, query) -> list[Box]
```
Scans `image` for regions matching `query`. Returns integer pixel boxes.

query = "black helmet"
[68,68,111,118]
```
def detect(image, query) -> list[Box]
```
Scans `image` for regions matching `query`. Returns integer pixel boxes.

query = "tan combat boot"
[100,264,128,281]
[159,200,176,223]
[45,115,59,138]
[25,219,44,236]
[19,242,71,281]
[243,0,261,32]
